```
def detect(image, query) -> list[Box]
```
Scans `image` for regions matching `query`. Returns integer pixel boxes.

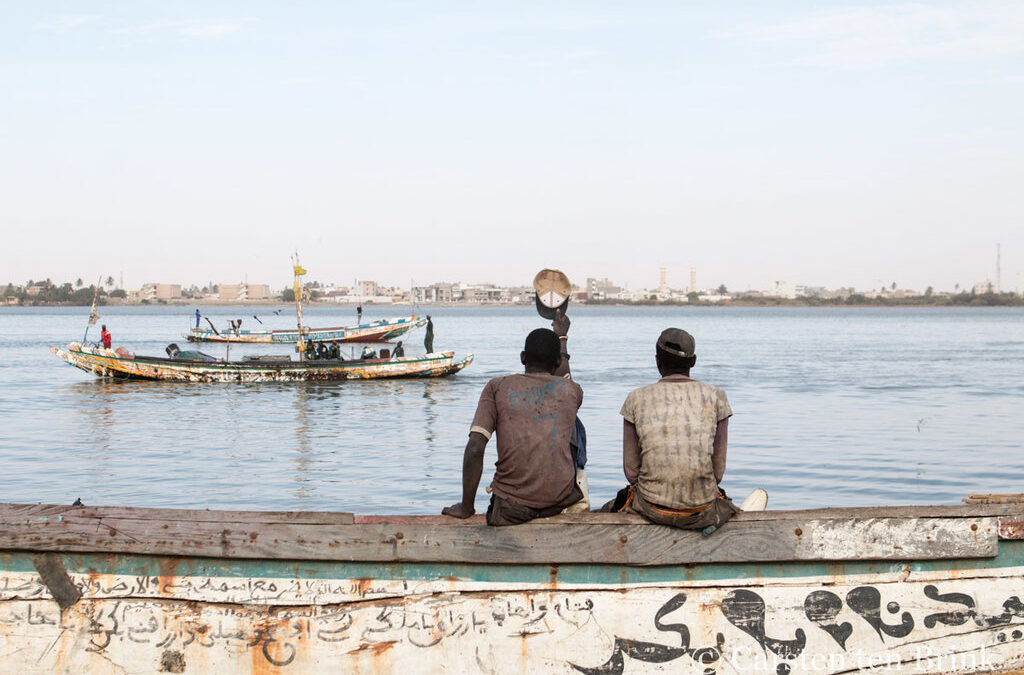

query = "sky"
[2,1,1023,293]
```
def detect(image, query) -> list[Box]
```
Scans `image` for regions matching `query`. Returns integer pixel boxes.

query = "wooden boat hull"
[2,503,1024,673]
[186,316,427,344]
[51,343,473,382]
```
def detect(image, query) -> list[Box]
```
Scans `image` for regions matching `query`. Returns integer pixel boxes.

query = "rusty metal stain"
[999,518,1024,540]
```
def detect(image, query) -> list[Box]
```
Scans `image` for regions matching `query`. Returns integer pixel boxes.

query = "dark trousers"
[600,486,740,530]
[486,483,584,526]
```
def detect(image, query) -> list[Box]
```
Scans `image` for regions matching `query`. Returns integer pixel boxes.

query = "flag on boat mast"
[83,277,102,342]
[88,276,101,324]
[291,253,308,352]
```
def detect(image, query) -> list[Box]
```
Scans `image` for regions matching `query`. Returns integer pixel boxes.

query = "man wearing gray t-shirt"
[602,328,741,529]
[443,314,583,525]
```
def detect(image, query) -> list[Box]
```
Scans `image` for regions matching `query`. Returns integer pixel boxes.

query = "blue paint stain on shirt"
[507,380,566,411]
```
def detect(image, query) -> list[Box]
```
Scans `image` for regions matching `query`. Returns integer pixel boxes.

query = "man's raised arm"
[551,309,572,378]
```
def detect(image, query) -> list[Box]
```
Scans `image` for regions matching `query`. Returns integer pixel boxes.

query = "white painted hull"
[2,563,1024,673]
[3,503,1024,673]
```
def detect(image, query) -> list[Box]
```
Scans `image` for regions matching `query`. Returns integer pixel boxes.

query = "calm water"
[1,305,1022,513]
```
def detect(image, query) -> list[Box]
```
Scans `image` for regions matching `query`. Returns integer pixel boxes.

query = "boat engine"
[166,343,181,358]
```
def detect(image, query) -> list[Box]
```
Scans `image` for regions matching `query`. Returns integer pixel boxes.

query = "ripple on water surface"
[2,304,1023,512]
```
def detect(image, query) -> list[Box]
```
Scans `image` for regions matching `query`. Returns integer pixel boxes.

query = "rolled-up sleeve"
[469,380,497,440]
[619,391,636,424]
[716,389,733,422]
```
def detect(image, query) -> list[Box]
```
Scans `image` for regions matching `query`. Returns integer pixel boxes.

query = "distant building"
[587,277,621,300]
[974,280,994,294]
[218,283,270,301]
[140,283,181,300]
[821,287,855,300]
[357,280,380,297]
[412,283,456,303]
[771,281,796,299]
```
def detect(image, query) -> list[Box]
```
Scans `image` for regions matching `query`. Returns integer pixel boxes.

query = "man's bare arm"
[711,418,729,484]
[623,420,641,484]
[442,432,488,518]
[551,309,571,378]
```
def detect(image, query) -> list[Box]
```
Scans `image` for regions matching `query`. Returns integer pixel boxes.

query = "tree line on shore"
[5,279,1023,307]
[3,279,126,306]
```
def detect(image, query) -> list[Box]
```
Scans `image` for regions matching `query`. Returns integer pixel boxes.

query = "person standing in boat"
[443,310,583,525]
[600,328,747,529]
[392,341,405,358]
[356,305,363,324]
[100,325,112,350]
[194,308,201,329]
[424,315,434,354]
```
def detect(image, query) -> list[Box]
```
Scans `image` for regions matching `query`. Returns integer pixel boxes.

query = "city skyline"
[3,3,1023,290]
[4,261,1013,299]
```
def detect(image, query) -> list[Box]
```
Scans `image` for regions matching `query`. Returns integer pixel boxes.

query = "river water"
[1,305,1022,513]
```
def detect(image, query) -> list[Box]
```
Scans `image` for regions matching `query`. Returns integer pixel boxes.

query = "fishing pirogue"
[50,342,473,381]
[186,315,427,344]
[1,501,1024,673]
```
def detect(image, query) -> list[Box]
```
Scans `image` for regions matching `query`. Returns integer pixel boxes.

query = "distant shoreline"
[5,296,1023,309]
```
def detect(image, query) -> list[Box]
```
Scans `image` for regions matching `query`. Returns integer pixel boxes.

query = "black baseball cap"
[657,328,695,357]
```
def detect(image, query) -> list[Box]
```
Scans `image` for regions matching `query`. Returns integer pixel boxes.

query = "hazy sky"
[2,2,1023,292]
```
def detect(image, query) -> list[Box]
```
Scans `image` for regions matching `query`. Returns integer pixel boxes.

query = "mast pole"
[292,253,307,354]
[83,276,102,342]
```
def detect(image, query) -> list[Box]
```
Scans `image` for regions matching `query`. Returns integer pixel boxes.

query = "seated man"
[443,322,583,526]
[602,328,742,530]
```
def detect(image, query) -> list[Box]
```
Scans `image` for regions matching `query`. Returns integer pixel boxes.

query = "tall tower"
[690,265,697,293]
[659,266,667,295]
[997,243,1002,293]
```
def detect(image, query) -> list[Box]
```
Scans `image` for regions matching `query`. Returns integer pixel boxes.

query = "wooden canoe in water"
[51,342,473,382]
[186,315,427,344]
[2,501,1024,673]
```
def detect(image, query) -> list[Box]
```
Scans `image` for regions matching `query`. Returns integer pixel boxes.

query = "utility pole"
[996,243,1002,293]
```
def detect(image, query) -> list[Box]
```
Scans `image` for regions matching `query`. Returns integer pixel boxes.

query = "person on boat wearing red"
[100,325,112,350]
[600,328,740,530]
[443,311,583,525]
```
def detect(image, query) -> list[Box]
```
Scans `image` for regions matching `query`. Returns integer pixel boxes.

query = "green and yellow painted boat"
[51,342,473,382]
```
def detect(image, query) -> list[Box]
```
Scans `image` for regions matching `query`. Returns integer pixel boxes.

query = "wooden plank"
[0,511,998,565]
[965,493,1024,504]
[0,503,355,525]
[4,502,1022,530]
[729,503,1024,520]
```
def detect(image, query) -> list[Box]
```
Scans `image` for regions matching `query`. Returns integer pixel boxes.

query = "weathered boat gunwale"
[186,315,427,344]
[1,502,1020,566]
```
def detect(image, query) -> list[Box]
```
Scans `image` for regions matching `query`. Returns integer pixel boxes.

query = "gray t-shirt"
[620,377,732,509]
[470,373,583,509]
